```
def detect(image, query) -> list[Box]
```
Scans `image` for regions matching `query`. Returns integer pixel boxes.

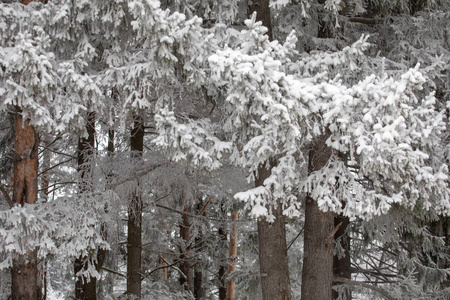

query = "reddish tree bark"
[12,114,40,300]
[226,211,238,300]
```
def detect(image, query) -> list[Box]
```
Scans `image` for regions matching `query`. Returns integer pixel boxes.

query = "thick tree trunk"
[256,164,291,300]
[226,211,239,300]
[75,112,97,300]
[127,114,144,297]
[246,1,292,299]
[333,215,351,300]
[12,114,40,300]
[301,137,334,300]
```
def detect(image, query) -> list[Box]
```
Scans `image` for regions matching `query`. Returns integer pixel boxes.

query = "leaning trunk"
[11,114,40,300]
[301,136,334,300]
[74,112,97,300]
[127,114,144,297]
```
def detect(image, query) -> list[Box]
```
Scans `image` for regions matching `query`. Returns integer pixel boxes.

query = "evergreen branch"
[287,226,304,251]
[38,133,64,155]
[37,181,76,192]
[333,277,397,300]
[197,197,212,216]
[101,266,126,278]
[39,144,77,159]
[141,256,184,280]
[38,158,73,176]
[107,162,165,190]
[348,17,377,25]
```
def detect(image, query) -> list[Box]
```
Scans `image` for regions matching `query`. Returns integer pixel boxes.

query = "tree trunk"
[246,1,292,299]
[11,114,40,300]
[256,164,291,300]
[226,211,239,300]
[301,137,334,300]
[218,211,228,300]
[332,215,351,300]
[75,112,97,300]
[39,135,51,299]
[127,114,144,297]
[179,198,193,292]
[194,199,204,299]
[248,0,273,40]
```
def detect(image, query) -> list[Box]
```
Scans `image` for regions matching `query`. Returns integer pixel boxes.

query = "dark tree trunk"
[127,114,144,297]
[218,216,228,300]
[333,215,351,300]
[179,198,193,292]
[75,112,97,300]
[248,0,273,40]
[12,114,40,300]
[256,164,291,300]
[301,136,334,300]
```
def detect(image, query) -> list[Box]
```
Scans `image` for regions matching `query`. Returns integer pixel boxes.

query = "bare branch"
[0,184,14,208]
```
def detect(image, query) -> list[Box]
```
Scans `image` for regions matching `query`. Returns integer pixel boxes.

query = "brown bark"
[226,211,239,300]
[332,215,351,300]
[74,112,97,300]
[12,114,40,300]
[301,137,334,300]
[127,114,144,297]
[256,163,291,300]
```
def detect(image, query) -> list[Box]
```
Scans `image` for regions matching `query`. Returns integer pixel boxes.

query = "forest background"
[0,0,450,299]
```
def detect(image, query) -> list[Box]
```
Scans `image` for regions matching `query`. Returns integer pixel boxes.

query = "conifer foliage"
[0,0,449,299]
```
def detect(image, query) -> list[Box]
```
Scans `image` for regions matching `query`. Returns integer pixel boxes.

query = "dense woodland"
[0,0,450,299]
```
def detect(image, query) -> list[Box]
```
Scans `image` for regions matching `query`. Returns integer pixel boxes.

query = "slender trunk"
[75,112,97,300]
[12,114,40,300]
[161,257,168,280]
[218,213,228,300]
[332,215,351,300]
[39,135,51,300]
[301,137,334,300]
[247,1,292,299]
[99,127,115,297]
[194,249,203,299]
[226,212,238,300]
[127,114,144,297]
[194,200,204,299]
[179,197,193,292]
